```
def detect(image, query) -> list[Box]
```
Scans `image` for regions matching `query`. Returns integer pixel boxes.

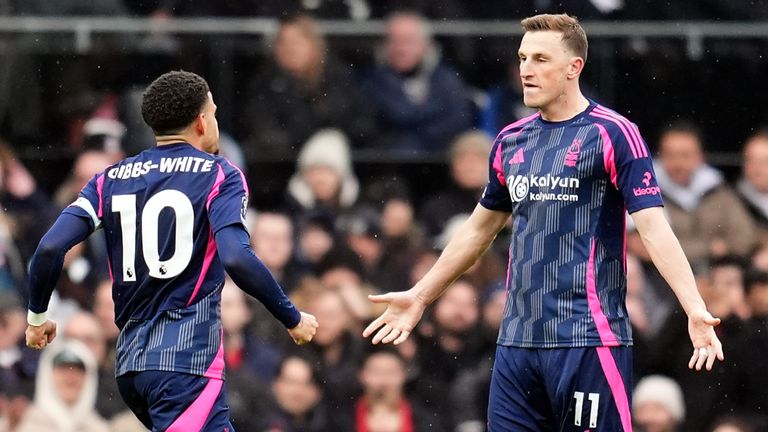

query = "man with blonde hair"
[365,14,722,431]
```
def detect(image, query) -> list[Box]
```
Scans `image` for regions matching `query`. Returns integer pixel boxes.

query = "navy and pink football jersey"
[65,142,249,378]
[480,102,664,348]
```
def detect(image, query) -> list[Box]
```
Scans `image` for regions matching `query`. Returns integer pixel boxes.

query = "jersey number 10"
[112,190,194,282]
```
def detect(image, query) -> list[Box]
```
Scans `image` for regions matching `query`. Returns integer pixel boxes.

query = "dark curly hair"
[141,70,210,135]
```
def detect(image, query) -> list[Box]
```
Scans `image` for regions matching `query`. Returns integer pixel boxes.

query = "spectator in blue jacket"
[361,11,474,155]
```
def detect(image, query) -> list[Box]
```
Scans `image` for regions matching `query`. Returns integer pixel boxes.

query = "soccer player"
[24,71,318,431]
[364,14,724,431]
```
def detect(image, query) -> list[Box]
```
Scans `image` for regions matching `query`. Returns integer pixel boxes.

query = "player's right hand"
[25,320,57,350]
[288,312,318,345]
[363,290,427,345]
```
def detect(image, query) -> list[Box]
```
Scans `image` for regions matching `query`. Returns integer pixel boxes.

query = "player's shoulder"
[586,104,640,133]
[496,112,541,141]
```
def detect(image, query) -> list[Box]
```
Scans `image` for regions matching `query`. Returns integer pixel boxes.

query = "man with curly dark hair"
[24,70,319,431]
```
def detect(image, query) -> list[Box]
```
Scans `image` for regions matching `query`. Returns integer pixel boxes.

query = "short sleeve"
[604,122,664,214]
[207,160,249,234]
[479,138,513,213]
[62,172,104,231]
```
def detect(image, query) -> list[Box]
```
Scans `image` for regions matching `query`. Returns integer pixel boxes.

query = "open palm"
[363,291,427,345]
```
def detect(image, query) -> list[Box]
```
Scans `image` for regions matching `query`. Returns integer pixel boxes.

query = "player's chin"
[522,95,543,109]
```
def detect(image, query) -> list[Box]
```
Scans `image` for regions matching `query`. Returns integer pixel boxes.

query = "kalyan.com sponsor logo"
[507,174,580,202]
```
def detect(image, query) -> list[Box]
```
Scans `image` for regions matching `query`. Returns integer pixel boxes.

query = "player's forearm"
[215,226,301,328]
[28,213,92,323]
[634,209,706,315]
[413,206,508,304]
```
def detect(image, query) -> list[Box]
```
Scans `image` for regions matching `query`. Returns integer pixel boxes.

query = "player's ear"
[195,113,207,136]
[567,57,584,80]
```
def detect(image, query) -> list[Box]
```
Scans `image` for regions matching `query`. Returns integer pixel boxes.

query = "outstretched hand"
[687,308,724,371]
[363,291,427,345]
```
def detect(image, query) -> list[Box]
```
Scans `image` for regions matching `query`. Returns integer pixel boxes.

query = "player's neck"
[156,134,200,150]
[539,92,590,122]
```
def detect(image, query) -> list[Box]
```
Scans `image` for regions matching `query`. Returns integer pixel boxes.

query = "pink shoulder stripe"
[497,112,540,136]
[593,106,647,158]
[594,122,618,188]
[492,141,506,186]
[95,173,105,218]
[594,106,647,158]
[589,110,640,159]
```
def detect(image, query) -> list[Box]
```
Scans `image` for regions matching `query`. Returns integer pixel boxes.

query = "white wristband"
[27,310,48,326]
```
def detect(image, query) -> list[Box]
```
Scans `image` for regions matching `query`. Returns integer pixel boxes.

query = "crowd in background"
[0,3,766,432]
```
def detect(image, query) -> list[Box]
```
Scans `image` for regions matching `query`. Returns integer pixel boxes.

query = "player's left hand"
[25,320,57,350]
[686,308,724,372]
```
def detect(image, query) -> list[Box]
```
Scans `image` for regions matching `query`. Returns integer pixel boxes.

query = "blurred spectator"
[297,213,339,272]
[0,142,57,274]
[14,340,109,432]
[654,121,755,264]
[222,279,281,382]
[709,416,758,432]
[338,201,422,293]
[648,263,742,431]
[63,311,126,420]
[249,210,306,294]
[720,269,768,430]
[220,279,278,431]
[420,131,491,238]
[416,280,483,428]
[52,242,101,310]
[339,346,436,432]
[632,375,685,432]
[0,291,37,401]
[305,288,364,412]
[480,64,536,137]
[737,130,768,243]
[447,283,506,432]
[92,280,120,349]
[361,11,473,154]
[54,150,114,209]
[261,355,330,432]
[370,1,466,19]
[241,15,375,156]
[286,129,360,223]
[710,255,750,320]
[752,242,768,272]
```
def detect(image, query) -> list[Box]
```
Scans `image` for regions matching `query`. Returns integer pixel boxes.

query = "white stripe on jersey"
[71,197,102,229]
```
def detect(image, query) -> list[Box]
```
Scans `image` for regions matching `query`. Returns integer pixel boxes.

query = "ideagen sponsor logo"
[507,174,580,202]
[633,186,661,196]
[633,171,660,196]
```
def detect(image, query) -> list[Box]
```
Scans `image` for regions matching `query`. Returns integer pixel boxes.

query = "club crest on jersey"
[564,139,582,167]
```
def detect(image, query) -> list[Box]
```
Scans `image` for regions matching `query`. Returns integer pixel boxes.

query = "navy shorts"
[488,346,632,432]
[117,370,235,432]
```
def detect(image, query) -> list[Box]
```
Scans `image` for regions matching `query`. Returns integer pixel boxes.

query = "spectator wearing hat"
[286,129,360,225]
[632,375,685,432]
[14,340,108,432]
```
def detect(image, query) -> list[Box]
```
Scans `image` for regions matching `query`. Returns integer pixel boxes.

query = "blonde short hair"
[521,14,588,61]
